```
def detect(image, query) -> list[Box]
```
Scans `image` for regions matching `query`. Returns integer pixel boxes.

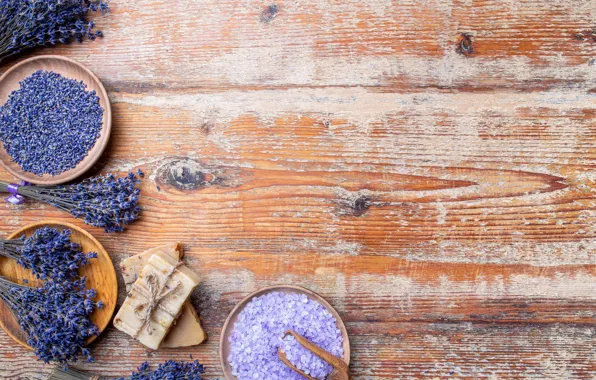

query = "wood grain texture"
[0,0,596,378]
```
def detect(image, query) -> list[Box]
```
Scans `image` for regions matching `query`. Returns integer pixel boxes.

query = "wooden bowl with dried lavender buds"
[0,55,112,185]
[0,221,117,349]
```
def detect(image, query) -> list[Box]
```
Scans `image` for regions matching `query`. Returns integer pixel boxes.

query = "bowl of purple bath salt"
[220,285,350,380]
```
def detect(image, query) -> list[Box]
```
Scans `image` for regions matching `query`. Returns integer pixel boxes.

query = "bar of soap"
[161,302,206,348]
[114,250,201,350]
[120,244,207,347]
[120,243,183,292]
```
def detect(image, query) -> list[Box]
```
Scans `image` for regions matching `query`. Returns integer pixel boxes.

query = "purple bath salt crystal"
[228,291,344,380]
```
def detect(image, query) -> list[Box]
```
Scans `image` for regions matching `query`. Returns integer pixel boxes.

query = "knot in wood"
[457,33,474,55]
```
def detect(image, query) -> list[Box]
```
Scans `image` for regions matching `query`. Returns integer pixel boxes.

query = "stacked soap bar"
[114,248,200,350]
[119,244,206,348]
[120,244,184,291]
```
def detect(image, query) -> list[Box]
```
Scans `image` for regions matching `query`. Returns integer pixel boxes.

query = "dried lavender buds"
[0,275,102,365]
[0,0,108,62]
[0,70,103,176]
[0,227,97,281]
[0,226,102,365]
[1,172,142,232]
[229,292,344,380]
[53,359,206,379]
[0,227,103,365]
[121,360,205,380]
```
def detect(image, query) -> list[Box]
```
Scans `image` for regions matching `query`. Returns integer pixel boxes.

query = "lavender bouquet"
[0,0,109,63]
[0,172,142,233]
[0,275,102,365]
[0,227,97,280]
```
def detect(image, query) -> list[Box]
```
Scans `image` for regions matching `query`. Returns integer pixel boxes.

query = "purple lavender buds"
[121,360,205,380]
[63,172,142,233]
[0,0,108,62]
[0,226,102,365]
[3,172,142,232]
[228,292,344,380]
[0,227,97,281]
[0,275,102,365]
[0,70,103,176]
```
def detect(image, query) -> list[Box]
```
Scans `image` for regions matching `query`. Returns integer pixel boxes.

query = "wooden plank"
[2,0,596,90]
[2,91,594,264]
[2,323,596,379]
[0,252,594,378]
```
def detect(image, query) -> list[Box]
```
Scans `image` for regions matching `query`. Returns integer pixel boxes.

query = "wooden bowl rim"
[219,284,351,379]
[0,220,117,349]
[0,55,112,185]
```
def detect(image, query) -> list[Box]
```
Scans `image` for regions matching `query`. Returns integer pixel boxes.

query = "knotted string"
[132,262,183,337]
[5,181,30,205]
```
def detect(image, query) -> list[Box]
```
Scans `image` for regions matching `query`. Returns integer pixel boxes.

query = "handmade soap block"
[120,243,207,347]
[114,250,200,350]
[120,243,183,291]
[161,302,206,348]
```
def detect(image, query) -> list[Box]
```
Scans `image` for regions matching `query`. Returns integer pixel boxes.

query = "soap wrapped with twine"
[113,250,201,350]
[131,262,182,337]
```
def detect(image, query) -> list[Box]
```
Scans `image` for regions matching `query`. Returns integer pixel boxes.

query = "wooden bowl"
[0,221,117,348]
[219,285,351,379]
[0,55,111,185]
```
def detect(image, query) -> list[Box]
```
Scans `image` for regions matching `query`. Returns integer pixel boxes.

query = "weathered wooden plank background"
[1,0,596,378]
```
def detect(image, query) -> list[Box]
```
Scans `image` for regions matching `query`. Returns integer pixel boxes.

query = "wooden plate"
[0,221,117,348]
[219,285,351,379]
[0,55,112,185]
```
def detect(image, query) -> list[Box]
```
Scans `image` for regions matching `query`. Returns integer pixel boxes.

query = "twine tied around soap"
[132,262,183,337]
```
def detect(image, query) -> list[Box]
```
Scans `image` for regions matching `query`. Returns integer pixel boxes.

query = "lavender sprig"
[0,275,102,365]
[0,172,142,233]
[123,360,205,380]
[50,359,206,379]
[0,227,97,280]
[0,0,109,62]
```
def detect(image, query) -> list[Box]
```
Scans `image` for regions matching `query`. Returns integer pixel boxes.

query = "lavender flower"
[0,172,142,233]
[0,275,102,365]
[51,359,206,379]
[0,227,97,280]
[0,70,104,176]
[122,360,205,380]
[0,0,108,62]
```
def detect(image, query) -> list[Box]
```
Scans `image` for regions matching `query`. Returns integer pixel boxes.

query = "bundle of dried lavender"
[0,227,97,280]
[49,359,206,380]
[0,275,102,365]
[0,0,108,63]
[0,172,142,233]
